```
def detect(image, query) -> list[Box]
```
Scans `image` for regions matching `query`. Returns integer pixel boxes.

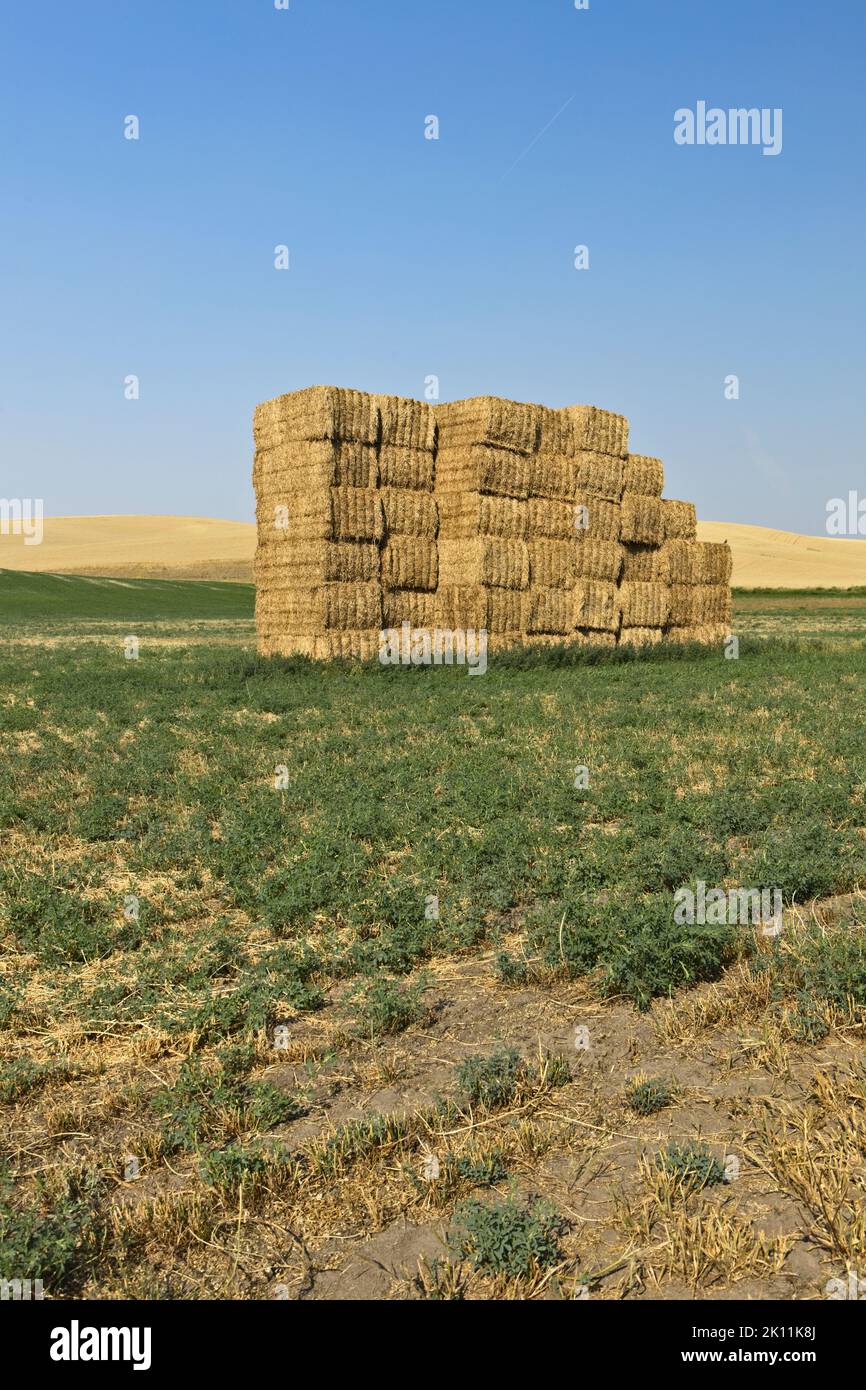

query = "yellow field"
[3,515,866,588]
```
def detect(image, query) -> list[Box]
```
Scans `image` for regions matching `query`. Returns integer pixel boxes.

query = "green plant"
[449,1194,566,1276]
[626,1075,674,1116]
[655,1141,726,1191]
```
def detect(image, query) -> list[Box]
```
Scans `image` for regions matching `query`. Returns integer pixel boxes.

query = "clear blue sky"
[2,0,863,533]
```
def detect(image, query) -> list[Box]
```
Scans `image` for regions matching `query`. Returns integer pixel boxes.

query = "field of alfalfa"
[2,573,866,1300]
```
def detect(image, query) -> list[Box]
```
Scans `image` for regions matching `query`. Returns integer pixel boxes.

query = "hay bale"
[380,488,438,538]
[435,445,531,500]
[619,579,671,628]
[621,542,670,583]
[623,455,664,497]
[662,499,698,540]
[698,541,733,586]
[256,581,382,633]
[254,387,380,448]
[561,406,629,457]
[381,591,438,628]
[669,584,732,626]
[438,537,529,590]
[663,539,702,585]
[254,441,378,491]
[434,585,488,630]
[255,486,383,543]
[524,587,573,635]
[620,493,665,545]
[529,495,620,542]
[378,445,434,492]
[527,537,622,587]
[437,492,527,540]
[254,539,379,584]
[376,394,437,451]
[691,585,732,625]
[435,397,540,454]
[537,407,576,458]
[487,589,524,633]
[664,624,729,647]
[380,538,438,592]
[573,579,620,633]
[526,451,624,504]
[618,627,663,647]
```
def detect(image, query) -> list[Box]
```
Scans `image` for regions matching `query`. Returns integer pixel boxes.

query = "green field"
[2,579,865,1300]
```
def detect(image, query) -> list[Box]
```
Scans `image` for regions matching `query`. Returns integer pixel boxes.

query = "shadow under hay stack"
[252,386,732,657]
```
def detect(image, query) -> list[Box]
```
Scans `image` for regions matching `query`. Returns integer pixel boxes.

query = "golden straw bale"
[537,406,577,458]
[434,445,531,500]
[380,488,439,538]
[434,585,488,630]
[254,386,380,448]
[618,627,663,647]
[254,539,379,585]
[670,583,732,626]
[524,587,573,635]
[619,579,671,628]
[437,492,527,540]
[256,581,381,634]
[381,590,438,629]
[254,441,378,491]
[623,455,664,497]
[376,394,437,451]
[621,542,670,583]
[663,539,702,584]
[529,494,620,541]
[378,445,435,492]
[561,406,629,458]
[438,537,529,590]
[572,579,620,633]
[487,589,525,633]
[380,537,438,592]
[434,397,540,454]
[255,486,383,543]
[662,499,698,540]
[697,541,733,585]
[664,625,729,647]
[619,493,665,545]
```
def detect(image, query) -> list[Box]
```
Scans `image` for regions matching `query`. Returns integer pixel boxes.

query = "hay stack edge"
[253,386,732,659]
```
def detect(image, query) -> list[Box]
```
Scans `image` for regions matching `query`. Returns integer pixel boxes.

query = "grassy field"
[1,580,865,1300]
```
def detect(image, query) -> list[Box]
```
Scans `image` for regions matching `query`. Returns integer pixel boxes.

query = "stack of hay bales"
[252,386,733,658]
[617,453,670,646]
[252,387,383,659]
[521,406,626,648]
[432,397,535,650]
[665,502,733,643]
[376,395,439,632]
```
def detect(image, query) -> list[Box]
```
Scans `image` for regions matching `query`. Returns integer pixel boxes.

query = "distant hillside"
[3,515,866,589]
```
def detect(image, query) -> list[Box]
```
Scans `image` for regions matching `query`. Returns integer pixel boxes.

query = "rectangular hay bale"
[620,493,665,545]
[623,455,664,497]
[434,396,540,454]
[380,537,438,592]
[434,445,531,500]
[437,492,527,540]
[619,579,671,629]
[438,537,529,590]
[254,386,380,448]
[662,499,698,540]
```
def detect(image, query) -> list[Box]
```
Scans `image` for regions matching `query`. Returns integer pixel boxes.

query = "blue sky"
[2,0,863,533]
